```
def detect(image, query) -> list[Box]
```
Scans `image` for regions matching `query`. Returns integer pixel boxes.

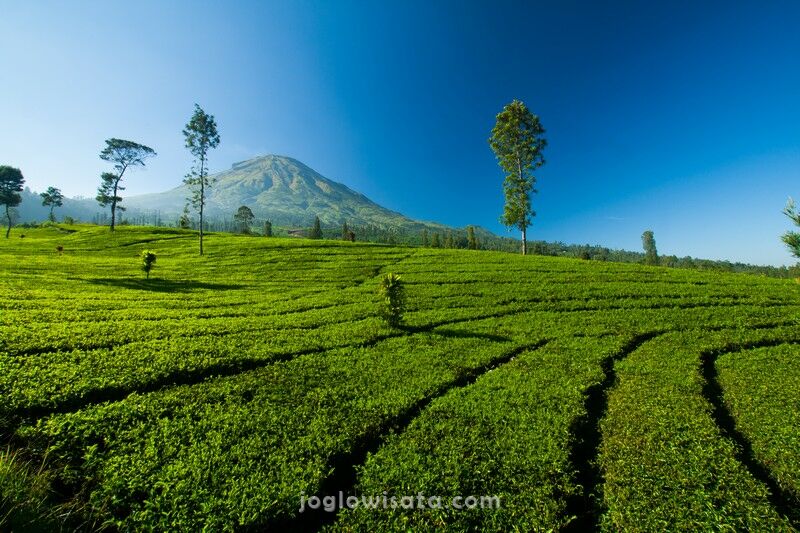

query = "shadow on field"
[429,327,512,343]
[86,278,243,292]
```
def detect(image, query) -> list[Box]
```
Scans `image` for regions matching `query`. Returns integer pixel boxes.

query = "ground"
[0,225,798,531]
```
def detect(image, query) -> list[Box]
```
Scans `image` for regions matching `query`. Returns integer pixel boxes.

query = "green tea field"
[1,226,798,531]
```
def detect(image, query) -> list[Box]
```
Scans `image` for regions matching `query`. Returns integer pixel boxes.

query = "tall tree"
[0,166,25,238]
[178,204,192,229]
[421,229,429,247]
[642,230,659,266]
[489,100,547,255]
[782,198,800,259]
[234,205,255,234]
[183,104,221,255]
[97,138,156,230]
[342,221,350,240]
[263,220,273,237]
[97,172,125,227]
[431,233,441,248]
[467,226,478,250]
[309,216,322,239]
[40,186,64,222]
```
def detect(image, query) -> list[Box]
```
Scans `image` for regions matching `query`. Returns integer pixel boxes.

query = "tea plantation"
[1,226,798,531]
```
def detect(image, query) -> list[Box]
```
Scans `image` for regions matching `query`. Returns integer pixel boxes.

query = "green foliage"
[0,447,66,533]
[183,104,221,255]
[39,187,64,222]
[140,250,156,279]
[263,220,273,237]
[309,216,322,239]
[97,139,156,231]
[600,328,799,530]
[717,344,800,504]
[378,272,405,327]
[641,230,659,266]
[489,100,546,255]
[0,227,799,531]
[782,198,800,260]
[467,225,477,250]
[0,166,25,238]
[233,205,254,234]
[178,205,192,229]
[431,232,441,248]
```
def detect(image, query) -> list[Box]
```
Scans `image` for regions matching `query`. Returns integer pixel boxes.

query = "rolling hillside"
[18,155,494,239]
[1,226,798,531]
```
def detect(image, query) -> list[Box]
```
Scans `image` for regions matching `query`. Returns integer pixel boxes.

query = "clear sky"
[2,0,798,265]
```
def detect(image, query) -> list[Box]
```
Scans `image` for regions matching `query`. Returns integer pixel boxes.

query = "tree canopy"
[183,104,221,255]
[234,205,255,233]
[489,99,547,255]
[782,198,800,259]
[40,186,64,221]
[97,138,155,230]
[0,166,25,238]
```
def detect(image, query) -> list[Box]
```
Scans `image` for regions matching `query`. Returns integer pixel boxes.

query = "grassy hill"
[1,226,798,531]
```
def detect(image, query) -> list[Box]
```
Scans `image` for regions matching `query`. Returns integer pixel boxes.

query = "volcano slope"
[1,226,798,531]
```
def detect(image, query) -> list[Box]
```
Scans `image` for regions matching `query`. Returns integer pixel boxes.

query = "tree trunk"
[199,155,205,256]
[521,226,527,255]
[5,205,10,238]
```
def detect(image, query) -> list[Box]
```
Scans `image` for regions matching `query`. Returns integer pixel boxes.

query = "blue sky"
[1,0,798,265]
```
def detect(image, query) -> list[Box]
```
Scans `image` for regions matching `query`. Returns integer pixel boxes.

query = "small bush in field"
[378,272,405,327]
[140,250,157,279]
[56,246,63,255]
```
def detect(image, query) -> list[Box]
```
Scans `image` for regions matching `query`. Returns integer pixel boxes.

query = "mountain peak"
[124,155,420,228]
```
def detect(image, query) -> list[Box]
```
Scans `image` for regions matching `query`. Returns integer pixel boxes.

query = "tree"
[783,198,800,259]
[97,138,156,230]
[378,273,405,327]
[467,226,478,250]
[309,216,322,239]
[342,221,350,241]
[183,104,220,255]
[234,205,255,234]
[431,233,441,248]
[40,186,64,222]
[444,231,454,249]
[178,205,192,229]
[263,220,273,237]
[97,172,125,227]
[489,100,547,255]
[0,166,25,238]
[642,230,659,266]
[421,229,429,247]
[140,250,156,279]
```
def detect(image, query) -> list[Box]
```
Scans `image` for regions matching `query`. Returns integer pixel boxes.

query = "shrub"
[140,250,157,279]
[56,246,63,255]
[378,272,405,327]
[62,216,75,225]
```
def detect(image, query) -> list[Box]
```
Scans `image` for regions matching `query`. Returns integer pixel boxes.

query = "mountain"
[17,155,498,239]
[125,155,437,230]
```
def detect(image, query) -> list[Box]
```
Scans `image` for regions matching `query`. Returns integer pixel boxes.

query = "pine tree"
[263,220,273,237]
[40,186,64,222]
[309,216,322,239]
[342,221,350,240]
[783,198,800,260]
[467,226,477,250]
[422,229,429,247]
